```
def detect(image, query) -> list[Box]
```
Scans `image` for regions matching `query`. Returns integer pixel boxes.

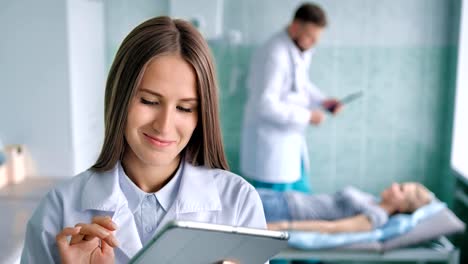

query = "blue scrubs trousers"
[249,160,310,193]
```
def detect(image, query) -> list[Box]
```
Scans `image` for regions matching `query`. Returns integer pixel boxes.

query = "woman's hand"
[56,216,119,264]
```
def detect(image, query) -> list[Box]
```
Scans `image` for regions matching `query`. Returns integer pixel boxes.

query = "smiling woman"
[123,55,200,192]
[20,16,267,264]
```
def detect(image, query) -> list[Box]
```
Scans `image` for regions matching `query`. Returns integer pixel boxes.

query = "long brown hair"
[92,16,228,172]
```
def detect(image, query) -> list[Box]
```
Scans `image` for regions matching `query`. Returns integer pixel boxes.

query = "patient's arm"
[267,214,372,233]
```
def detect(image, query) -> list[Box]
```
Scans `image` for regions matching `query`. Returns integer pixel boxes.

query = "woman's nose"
[153,107,173,134]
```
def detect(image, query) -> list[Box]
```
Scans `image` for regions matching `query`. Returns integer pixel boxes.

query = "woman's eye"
[140,98,159,105]
[177,106,193,113]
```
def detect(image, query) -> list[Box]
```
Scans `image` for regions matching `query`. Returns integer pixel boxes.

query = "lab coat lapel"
[284,30,314,97]
[155,161,222,232]
[80,166,143,260]
[113,202,143,259]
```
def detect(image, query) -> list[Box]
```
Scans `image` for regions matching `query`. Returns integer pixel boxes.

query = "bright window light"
[451,0,468,181]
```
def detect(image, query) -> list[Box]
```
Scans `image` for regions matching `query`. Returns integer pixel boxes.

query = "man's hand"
[322,98,343,114]
[310,110,325,125]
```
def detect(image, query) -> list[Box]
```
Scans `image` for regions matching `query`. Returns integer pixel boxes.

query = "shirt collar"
[118,161,183,213]
[155,161,183,211]
[81,159,221,214]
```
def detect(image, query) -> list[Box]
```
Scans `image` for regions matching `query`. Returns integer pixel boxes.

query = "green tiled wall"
[212,45,457,201]
[103,0,460,204]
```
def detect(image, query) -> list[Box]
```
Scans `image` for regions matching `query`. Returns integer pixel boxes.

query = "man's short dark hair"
[293,2,327,27]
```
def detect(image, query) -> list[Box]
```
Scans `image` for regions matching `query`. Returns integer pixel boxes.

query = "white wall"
[0,0,73,177]
[452,0,468,180]
[105,0,169,65]
[67,0,106,174]
[0,0,106,177]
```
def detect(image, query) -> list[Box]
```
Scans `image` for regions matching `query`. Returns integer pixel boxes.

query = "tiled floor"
[0,178,65,264]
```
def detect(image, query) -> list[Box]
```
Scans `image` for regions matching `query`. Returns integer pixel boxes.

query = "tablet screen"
[130,221,289,264]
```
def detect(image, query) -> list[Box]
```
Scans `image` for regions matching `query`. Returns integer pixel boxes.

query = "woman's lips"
[143,133,175,147]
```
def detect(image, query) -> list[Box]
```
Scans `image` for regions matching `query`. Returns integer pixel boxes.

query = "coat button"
[145,226,153,233]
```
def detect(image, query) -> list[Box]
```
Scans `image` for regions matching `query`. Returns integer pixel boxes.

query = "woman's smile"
[143,133,176,148]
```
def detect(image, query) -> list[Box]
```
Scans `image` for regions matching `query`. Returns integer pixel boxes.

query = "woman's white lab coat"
[240,29,325,184]
[20,161,266,263]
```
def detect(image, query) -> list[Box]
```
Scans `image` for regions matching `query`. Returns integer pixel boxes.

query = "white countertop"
[0,178,65,264]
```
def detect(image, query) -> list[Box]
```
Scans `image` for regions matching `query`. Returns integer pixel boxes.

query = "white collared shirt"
[118,161,182,245]
[21,160,267,264]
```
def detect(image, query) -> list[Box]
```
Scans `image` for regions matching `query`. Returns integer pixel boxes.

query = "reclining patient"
[259,182,432,233]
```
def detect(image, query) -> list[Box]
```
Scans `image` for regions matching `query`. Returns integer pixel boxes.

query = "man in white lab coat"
[240,3,342,193]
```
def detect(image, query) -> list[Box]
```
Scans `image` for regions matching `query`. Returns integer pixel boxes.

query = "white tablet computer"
[129,220,289,264]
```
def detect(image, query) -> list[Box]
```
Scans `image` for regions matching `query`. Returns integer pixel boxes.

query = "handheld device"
[129,220,290,264]
[325,91,364,113]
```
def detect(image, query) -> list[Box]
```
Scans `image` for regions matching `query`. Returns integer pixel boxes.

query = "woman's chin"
[144,152,179,167]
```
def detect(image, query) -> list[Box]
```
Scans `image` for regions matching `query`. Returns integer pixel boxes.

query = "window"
[451,0,468,182]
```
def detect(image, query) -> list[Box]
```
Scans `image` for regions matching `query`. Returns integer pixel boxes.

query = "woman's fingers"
[100,239,115,256]
[92,216,120,247]
[102,234,119,248]
[76,223,110,237]
[92,216,118,231]
[56,226,81,247]
[69,232,86,245]
[75,223,119,247]
[63,217,119,247]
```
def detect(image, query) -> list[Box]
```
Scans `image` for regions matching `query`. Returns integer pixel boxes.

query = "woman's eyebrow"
[139,88,197,102]
[139,88,161,97]
[179,98,198,102]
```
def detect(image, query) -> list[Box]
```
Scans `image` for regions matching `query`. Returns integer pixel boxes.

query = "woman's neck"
[121,150,180,193]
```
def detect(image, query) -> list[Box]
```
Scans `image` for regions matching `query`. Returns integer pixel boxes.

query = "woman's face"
[381,183,405,207]
[124,54,199,169]
[380,182,420,212]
